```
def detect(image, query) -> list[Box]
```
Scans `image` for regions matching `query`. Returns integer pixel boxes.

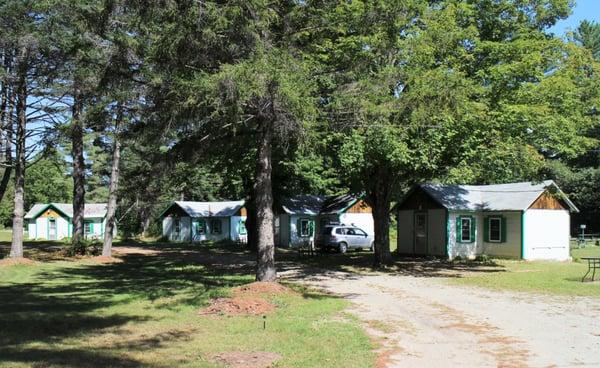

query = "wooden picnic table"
[581,257,600,282]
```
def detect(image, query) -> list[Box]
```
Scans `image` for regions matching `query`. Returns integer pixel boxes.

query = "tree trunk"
[254,123,276,281]
[370,170,392,268]
[140,206,152,237]
[245,193,257,250]
[103,125,121,257]
[71,89,85,244]
[0,51,14,204]
[10,67,26,258]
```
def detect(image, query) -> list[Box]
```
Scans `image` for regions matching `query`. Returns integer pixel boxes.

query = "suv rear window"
[335,228,345,235]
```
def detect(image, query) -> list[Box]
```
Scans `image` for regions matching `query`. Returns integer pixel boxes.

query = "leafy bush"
[65,240,101,257]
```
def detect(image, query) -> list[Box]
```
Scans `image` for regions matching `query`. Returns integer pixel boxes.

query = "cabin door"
[414,212,428,255]
[48,218,57,240]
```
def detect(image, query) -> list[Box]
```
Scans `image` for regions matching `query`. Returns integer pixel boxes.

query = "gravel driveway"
[282,269,600,368]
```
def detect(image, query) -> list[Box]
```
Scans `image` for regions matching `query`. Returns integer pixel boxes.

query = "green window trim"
[297,218,315,238]
[484,216,507,243]
[456,216,475,243]
[238,220,247,235]
[196,219,207,235]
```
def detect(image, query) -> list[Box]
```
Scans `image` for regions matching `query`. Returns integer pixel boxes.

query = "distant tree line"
[1,1,599,279]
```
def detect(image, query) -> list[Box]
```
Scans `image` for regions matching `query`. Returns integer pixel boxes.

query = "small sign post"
[579,224,587,248]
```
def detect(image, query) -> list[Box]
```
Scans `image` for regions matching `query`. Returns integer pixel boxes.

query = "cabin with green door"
[395,181,578,260]
[161,200,247,243]
[24,203,112,240]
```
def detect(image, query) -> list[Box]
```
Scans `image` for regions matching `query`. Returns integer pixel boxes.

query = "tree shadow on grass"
[0,242,259,367]
[276,248,507,280]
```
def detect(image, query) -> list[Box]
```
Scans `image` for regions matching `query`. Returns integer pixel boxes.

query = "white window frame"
[460,217,472,242]
[488,217,502,243]
[84,221,93,235]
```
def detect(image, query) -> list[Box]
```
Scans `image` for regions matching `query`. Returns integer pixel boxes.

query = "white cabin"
[276,194,374,248]
[24,203,114,240]
[161,200,247,243]
[395,181,578,261]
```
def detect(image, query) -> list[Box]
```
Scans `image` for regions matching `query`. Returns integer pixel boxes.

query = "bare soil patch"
[0,257,36,267]
[233,281,292,295]
[88,255,124,264]
[199,297,276,316]
[112,246,161,255]
[212,351,281,368]
[200,282,292,316]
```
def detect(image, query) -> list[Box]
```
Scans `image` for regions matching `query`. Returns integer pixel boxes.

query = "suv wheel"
[339,242,348,254]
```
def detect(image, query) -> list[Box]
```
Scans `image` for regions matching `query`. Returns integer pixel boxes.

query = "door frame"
[48,217,57,240]
[413,211,428,255]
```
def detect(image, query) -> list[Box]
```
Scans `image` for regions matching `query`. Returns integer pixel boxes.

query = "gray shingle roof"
[281,194,361,215]
[414,180,578,212]
[280,195,326,215]
[320,194,359,215]
[170,200,245,217]
[25,203,108,219]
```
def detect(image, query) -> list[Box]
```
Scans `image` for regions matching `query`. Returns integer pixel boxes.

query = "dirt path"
[282,270,600,368]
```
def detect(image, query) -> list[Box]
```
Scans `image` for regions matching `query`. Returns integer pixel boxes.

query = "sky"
[549,0,600,37]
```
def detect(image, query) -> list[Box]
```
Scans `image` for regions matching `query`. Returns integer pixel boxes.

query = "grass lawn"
[450,246,600,297]
[0,242,375,368]
[0,229,12,242]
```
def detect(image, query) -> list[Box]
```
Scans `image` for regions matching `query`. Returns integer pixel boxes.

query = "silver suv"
[316,225,374,253]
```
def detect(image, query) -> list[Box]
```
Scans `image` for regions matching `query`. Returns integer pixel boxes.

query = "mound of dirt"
[213,351,281,368]
[233,282,292,295]
[88,256,123,264]
[0,257,36,267]
[199,282,292,316]
[199,297,275,316]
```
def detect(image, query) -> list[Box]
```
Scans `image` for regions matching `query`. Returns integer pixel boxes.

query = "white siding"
[479,212,521,258]
[340,213,374,235]
[397,210,414,254]
[162,216,191,242]
[28,220,36,239]
[523,209,570,260]
[230,216,247,243]
[448,212,479,260]
[163,217,173,239]
[289,214,316,248]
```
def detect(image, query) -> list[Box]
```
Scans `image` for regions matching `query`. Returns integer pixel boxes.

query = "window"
[173,219,180,235]
[457,217,475,243]
[196,219,206,235]
[84,221,93,235]
[300,219,313,237]
[238,220,247,235]
[335,228,345,235]
[210,219,222,234]
[354,228,367,236]
[489,217,501,242]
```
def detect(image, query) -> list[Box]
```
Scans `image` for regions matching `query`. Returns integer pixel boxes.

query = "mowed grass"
[450,246,600,297]
[0,243,374,368]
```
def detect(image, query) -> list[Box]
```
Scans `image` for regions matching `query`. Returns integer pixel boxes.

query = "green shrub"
[65,240,101,257]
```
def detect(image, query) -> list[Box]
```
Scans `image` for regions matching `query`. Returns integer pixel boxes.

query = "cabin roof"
[280,195,326,215]
[164,200,245,218]
[398,180,578,212]
[25,203,108,219]
[281,194,361,215]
